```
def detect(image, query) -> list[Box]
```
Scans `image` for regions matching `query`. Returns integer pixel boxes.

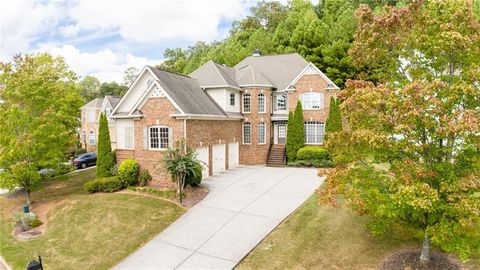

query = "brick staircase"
[266,144,286,167]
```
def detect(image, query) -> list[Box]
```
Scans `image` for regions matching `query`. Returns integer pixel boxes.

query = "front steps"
[266,145,286,167]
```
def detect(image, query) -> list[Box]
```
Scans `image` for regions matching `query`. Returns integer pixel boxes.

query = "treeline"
[77,67,138,101]
[158,0,404,87]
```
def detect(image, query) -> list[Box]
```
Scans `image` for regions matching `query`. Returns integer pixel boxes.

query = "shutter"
[143,127,148,149]
[168,128,173,148]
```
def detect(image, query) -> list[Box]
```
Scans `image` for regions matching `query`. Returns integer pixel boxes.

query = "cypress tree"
[325,97,342,134]
[293,100,305,156]
[286,111,296,161]
[96,112,115,177]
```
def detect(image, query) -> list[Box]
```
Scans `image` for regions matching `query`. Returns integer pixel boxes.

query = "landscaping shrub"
[28,218,43,228]
[118,159,139,187]
[96,113,115,178]
[185,162,202,187]
[297,146,330,161]
[287,159,333,168]
[74,148,87,156]
[84,176,123,193]
[325,97,342,134]
[138,169,152,187]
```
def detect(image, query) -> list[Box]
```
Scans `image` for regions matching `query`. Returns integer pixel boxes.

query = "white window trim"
[302,92,323,110]
[258,93,266,113]
[230,93,235,106]
[257,122,266,145]
[89,130,95,145]
[273,94,287,113]
[88,110,96,122]
[243,94,251,114]
[124,127,134,149]
[148,125,170,151]
[304,122,325,145]
[242,122,251,145]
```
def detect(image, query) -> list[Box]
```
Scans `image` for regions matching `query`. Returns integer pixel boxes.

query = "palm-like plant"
[162,139,199,203]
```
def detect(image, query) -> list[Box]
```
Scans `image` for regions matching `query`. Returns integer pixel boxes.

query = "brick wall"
[239,87,272,165]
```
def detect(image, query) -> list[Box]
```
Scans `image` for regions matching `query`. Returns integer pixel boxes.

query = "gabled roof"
[234,53,309,90]
[235,65,274,87]
[81,97,104,109]
[105,96,121,109]
[148,67,227,116]
[189,60,239,89]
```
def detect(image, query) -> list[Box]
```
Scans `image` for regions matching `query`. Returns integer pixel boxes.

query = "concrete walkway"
[114,166,323,270]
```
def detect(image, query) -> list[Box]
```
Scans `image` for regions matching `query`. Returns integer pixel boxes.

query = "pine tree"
[286,111,296,161]
[293,100,305,156]
[325,97,342,134]
[96,113,114,177]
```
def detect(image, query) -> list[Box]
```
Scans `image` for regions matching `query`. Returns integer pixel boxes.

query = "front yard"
[0,168,185,269]
[238,194,480,269]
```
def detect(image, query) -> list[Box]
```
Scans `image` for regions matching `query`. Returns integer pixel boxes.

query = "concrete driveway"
[114,166,323,270]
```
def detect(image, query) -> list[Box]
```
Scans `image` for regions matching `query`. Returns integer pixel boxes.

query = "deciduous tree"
[0,54,83,204]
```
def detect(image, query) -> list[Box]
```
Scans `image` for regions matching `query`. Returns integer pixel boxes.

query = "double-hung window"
[274,94,287,111]
[304,122,325,144]
[230,93,235,106]
[258,93,266,113]
[149,126,170,149]
[88,110,95,122]
[243,122,251,144]
[258,122,266,144]
[89,130,95,145]
[243,94,251,113]
[302,92,323,109]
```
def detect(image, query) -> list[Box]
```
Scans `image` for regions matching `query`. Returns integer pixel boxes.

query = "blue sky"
[0,0,275,82]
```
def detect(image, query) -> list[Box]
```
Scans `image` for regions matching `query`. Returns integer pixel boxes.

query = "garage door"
[212,144,226,174]
[228,142,239,169]
[195,147,209,178]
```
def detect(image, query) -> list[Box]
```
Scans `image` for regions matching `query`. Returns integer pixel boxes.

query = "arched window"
[243,122,251,144]
[258,93,266,113]
[243,94,251,113]
[257,122,266,144]
[89,130,95,145]
[304,122,325,144]
[302,92,323,109]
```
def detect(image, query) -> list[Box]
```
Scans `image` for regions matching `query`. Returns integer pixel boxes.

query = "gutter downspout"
[183,116,190,153]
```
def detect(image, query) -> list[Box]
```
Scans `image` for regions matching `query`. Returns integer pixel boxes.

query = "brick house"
[80,96,121,152]
[110,52,339,187]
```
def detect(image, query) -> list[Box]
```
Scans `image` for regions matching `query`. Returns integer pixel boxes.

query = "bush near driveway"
[84,176,123,193]
[118,159,140,187]
[297,146,329,161]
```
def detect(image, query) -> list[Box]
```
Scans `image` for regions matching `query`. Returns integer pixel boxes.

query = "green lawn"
[238,194,480,269]
[0,168,185,270]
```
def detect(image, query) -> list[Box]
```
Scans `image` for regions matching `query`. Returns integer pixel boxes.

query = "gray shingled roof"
[105,96,121,109]
[236,65,274,87]
[189,60,239,89]
[234,53,309,90]
[148,66,227,116]
[81,97,104,109]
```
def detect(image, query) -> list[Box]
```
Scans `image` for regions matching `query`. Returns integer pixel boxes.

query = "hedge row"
[84,176,123,193]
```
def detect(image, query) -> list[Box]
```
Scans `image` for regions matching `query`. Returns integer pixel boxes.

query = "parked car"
[73,153,97,169]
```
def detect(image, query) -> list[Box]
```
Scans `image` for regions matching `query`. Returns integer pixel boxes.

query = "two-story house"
[80,96,121,152]
[110,52,339,187]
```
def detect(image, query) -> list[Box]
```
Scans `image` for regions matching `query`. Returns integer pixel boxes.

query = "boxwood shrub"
[84,176,123,193]
[138,169,152,187]
[296,146,330,161]
[118,159,139,187]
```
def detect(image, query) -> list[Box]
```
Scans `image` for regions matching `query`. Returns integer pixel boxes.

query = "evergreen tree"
[96,113,114,177]
[293,100,305,155]
[286,111,296,161]
[325,97,342,134]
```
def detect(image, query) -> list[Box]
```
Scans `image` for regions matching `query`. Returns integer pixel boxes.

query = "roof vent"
[252,49,262,57]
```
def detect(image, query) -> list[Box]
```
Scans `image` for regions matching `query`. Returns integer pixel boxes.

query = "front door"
[277,124,286,144]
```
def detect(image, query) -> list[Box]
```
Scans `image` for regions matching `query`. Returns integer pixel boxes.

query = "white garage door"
[212,144,226,174]
[228,142,239,169]
[195,147,209,178]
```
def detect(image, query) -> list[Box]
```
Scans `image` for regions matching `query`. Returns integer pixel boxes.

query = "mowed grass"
[0,168,185,270]
[238,195,439,269]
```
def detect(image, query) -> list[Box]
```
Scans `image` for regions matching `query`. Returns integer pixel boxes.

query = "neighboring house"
[80,96,121,152]
[111,52,339,187]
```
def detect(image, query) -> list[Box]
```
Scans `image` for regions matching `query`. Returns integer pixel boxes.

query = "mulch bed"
[382,249,466,270]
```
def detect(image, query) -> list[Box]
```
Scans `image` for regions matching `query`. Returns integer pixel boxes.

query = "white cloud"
[44,45,162,82]
[59,0,252,43]
[0,0,63,61]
